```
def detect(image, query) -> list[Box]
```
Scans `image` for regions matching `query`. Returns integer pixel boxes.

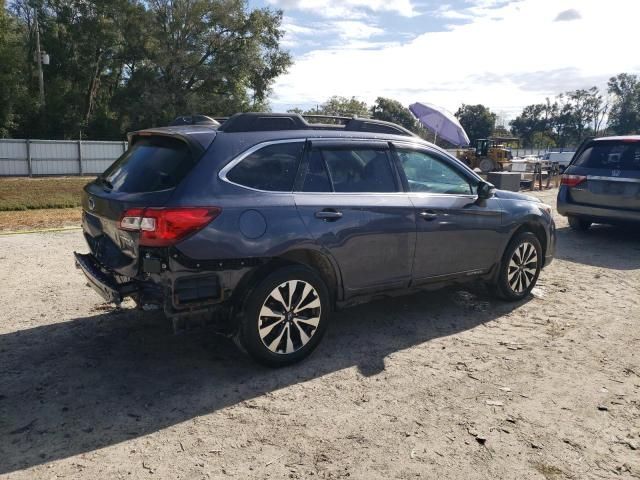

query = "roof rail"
[216,112,416,137]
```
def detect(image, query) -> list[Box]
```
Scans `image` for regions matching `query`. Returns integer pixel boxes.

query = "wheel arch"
[230,248,341,314]
[508,219,547,259]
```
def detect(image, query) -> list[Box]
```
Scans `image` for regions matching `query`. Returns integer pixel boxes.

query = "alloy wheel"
[258,280,321,354]
[507,241,538,294]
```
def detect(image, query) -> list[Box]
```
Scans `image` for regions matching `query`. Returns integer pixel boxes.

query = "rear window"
[318,147,397,193]
[573,141,640,171]
[101,136,195,193]
[227,142,304,191]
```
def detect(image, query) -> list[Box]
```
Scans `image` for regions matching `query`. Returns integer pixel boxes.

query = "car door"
[392,145,504,282]
[294,140,416,296]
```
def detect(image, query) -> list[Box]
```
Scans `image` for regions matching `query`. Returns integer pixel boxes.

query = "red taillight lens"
[119,207,221,247]
[560,174,587,187]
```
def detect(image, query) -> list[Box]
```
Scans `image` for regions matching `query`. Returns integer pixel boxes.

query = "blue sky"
[247,0,640,121]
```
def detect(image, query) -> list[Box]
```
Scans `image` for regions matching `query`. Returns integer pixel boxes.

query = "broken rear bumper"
[74,252,138,303]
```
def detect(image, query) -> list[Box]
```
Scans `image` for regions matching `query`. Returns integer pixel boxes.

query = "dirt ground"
[0,188,638,479]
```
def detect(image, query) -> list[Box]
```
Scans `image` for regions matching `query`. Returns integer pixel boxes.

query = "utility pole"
[34,7,45,108]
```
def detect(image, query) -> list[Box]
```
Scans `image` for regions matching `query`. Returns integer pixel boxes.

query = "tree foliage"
[295,96,370,118]
[370,97,416,131]
[0,5,27,137]
[289,96,430,137]
[1,0,291,139]
[510,87,609,147]
[607,73,640,134]
[454,104,496,143]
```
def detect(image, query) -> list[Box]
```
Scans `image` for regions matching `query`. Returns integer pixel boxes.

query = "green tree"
[511,87,608,147]
[313,96,369,117]
[0,4,27,137]
[531,131,556,149]
[370,97,416,131]
[510,101,555,147]
[6,0,291,139]
[607,73,640,134]
[454,104,496,143]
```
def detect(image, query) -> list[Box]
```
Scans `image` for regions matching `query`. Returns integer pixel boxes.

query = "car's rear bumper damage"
[74,252,138,304]
[74,248,260,331]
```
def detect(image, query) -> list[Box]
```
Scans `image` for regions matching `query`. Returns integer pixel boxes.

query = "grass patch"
[0,177,93,211]
[0,207,82,232]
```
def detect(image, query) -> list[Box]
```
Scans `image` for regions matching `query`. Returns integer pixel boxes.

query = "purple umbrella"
[409,102,470,146]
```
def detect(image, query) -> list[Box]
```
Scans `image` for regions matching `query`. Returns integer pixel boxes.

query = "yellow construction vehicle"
[456,137,520,173]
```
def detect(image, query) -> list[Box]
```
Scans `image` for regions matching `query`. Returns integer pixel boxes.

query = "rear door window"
[573,141,640,171]
[227,142,304,191]
[302,149,333,192]
[101,136,195,193]
[316,147,398,193]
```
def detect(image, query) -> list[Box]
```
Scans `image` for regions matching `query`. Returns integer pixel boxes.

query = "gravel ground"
[1,188,639,479]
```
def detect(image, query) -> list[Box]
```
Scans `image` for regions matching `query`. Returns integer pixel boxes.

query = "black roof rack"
[216,112,416,137]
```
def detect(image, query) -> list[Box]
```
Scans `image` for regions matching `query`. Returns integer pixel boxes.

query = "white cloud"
[272,0,640,117]
[434,4,475,21]
[267,0,417,18]
[331,21,384,40]
[280,17,384,50]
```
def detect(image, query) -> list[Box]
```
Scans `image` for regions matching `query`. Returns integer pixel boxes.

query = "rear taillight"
[119,207,221,247]
[560,174,587,187]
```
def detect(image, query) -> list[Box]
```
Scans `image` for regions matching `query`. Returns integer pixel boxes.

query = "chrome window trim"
[586,175,640,184]
[218,136,486,196]
[219,137,414,195]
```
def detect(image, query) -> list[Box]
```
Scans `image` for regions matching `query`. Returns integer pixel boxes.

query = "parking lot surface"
[1,189,639,479]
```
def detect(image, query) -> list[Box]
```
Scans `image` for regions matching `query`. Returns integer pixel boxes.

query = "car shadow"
[0,286,527,474]
[554,223,640,270]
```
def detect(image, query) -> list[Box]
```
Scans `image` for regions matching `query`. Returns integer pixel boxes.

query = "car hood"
[493,189,541,203]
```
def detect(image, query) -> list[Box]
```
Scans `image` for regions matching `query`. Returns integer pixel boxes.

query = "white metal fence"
[0,139,575,177]
[0,139,127,176]
[445,148,574,158]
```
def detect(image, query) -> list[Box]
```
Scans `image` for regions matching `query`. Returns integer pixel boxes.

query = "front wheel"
[235,265,330,367]
[492,232,542,301]
[479,158,495,173]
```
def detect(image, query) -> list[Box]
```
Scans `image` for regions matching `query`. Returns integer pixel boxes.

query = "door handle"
[418,210,438,221]
[315,209,343,221]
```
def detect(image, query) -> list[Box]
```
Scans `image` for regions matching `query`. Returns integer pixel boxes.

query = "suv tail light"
[119,207,221,247]
[560,174,587,187]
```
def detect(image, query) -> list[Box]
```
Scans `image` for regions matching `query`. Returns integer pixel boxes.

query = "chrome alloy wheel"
[507,241,538,294]
[258,280,321,355]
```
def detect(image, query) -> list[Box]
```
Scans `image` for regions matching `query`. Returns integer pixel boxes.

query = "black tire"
[492,231,542,301]
[568,216,591,231]
[235,265,330,367]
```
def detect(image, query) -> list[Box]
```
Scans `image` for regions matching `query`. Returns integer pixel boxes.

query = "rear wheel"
[235,265,330,367]
[568,216,591,231]
[492,232,542,301]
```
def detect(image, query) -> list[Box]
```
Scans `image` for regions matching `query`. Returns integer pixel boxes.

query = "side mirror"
[477,181,496,200]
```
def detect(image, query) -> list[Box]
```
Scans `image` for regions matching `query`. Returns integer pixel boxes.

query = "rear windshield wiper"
[97,175,114,190]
